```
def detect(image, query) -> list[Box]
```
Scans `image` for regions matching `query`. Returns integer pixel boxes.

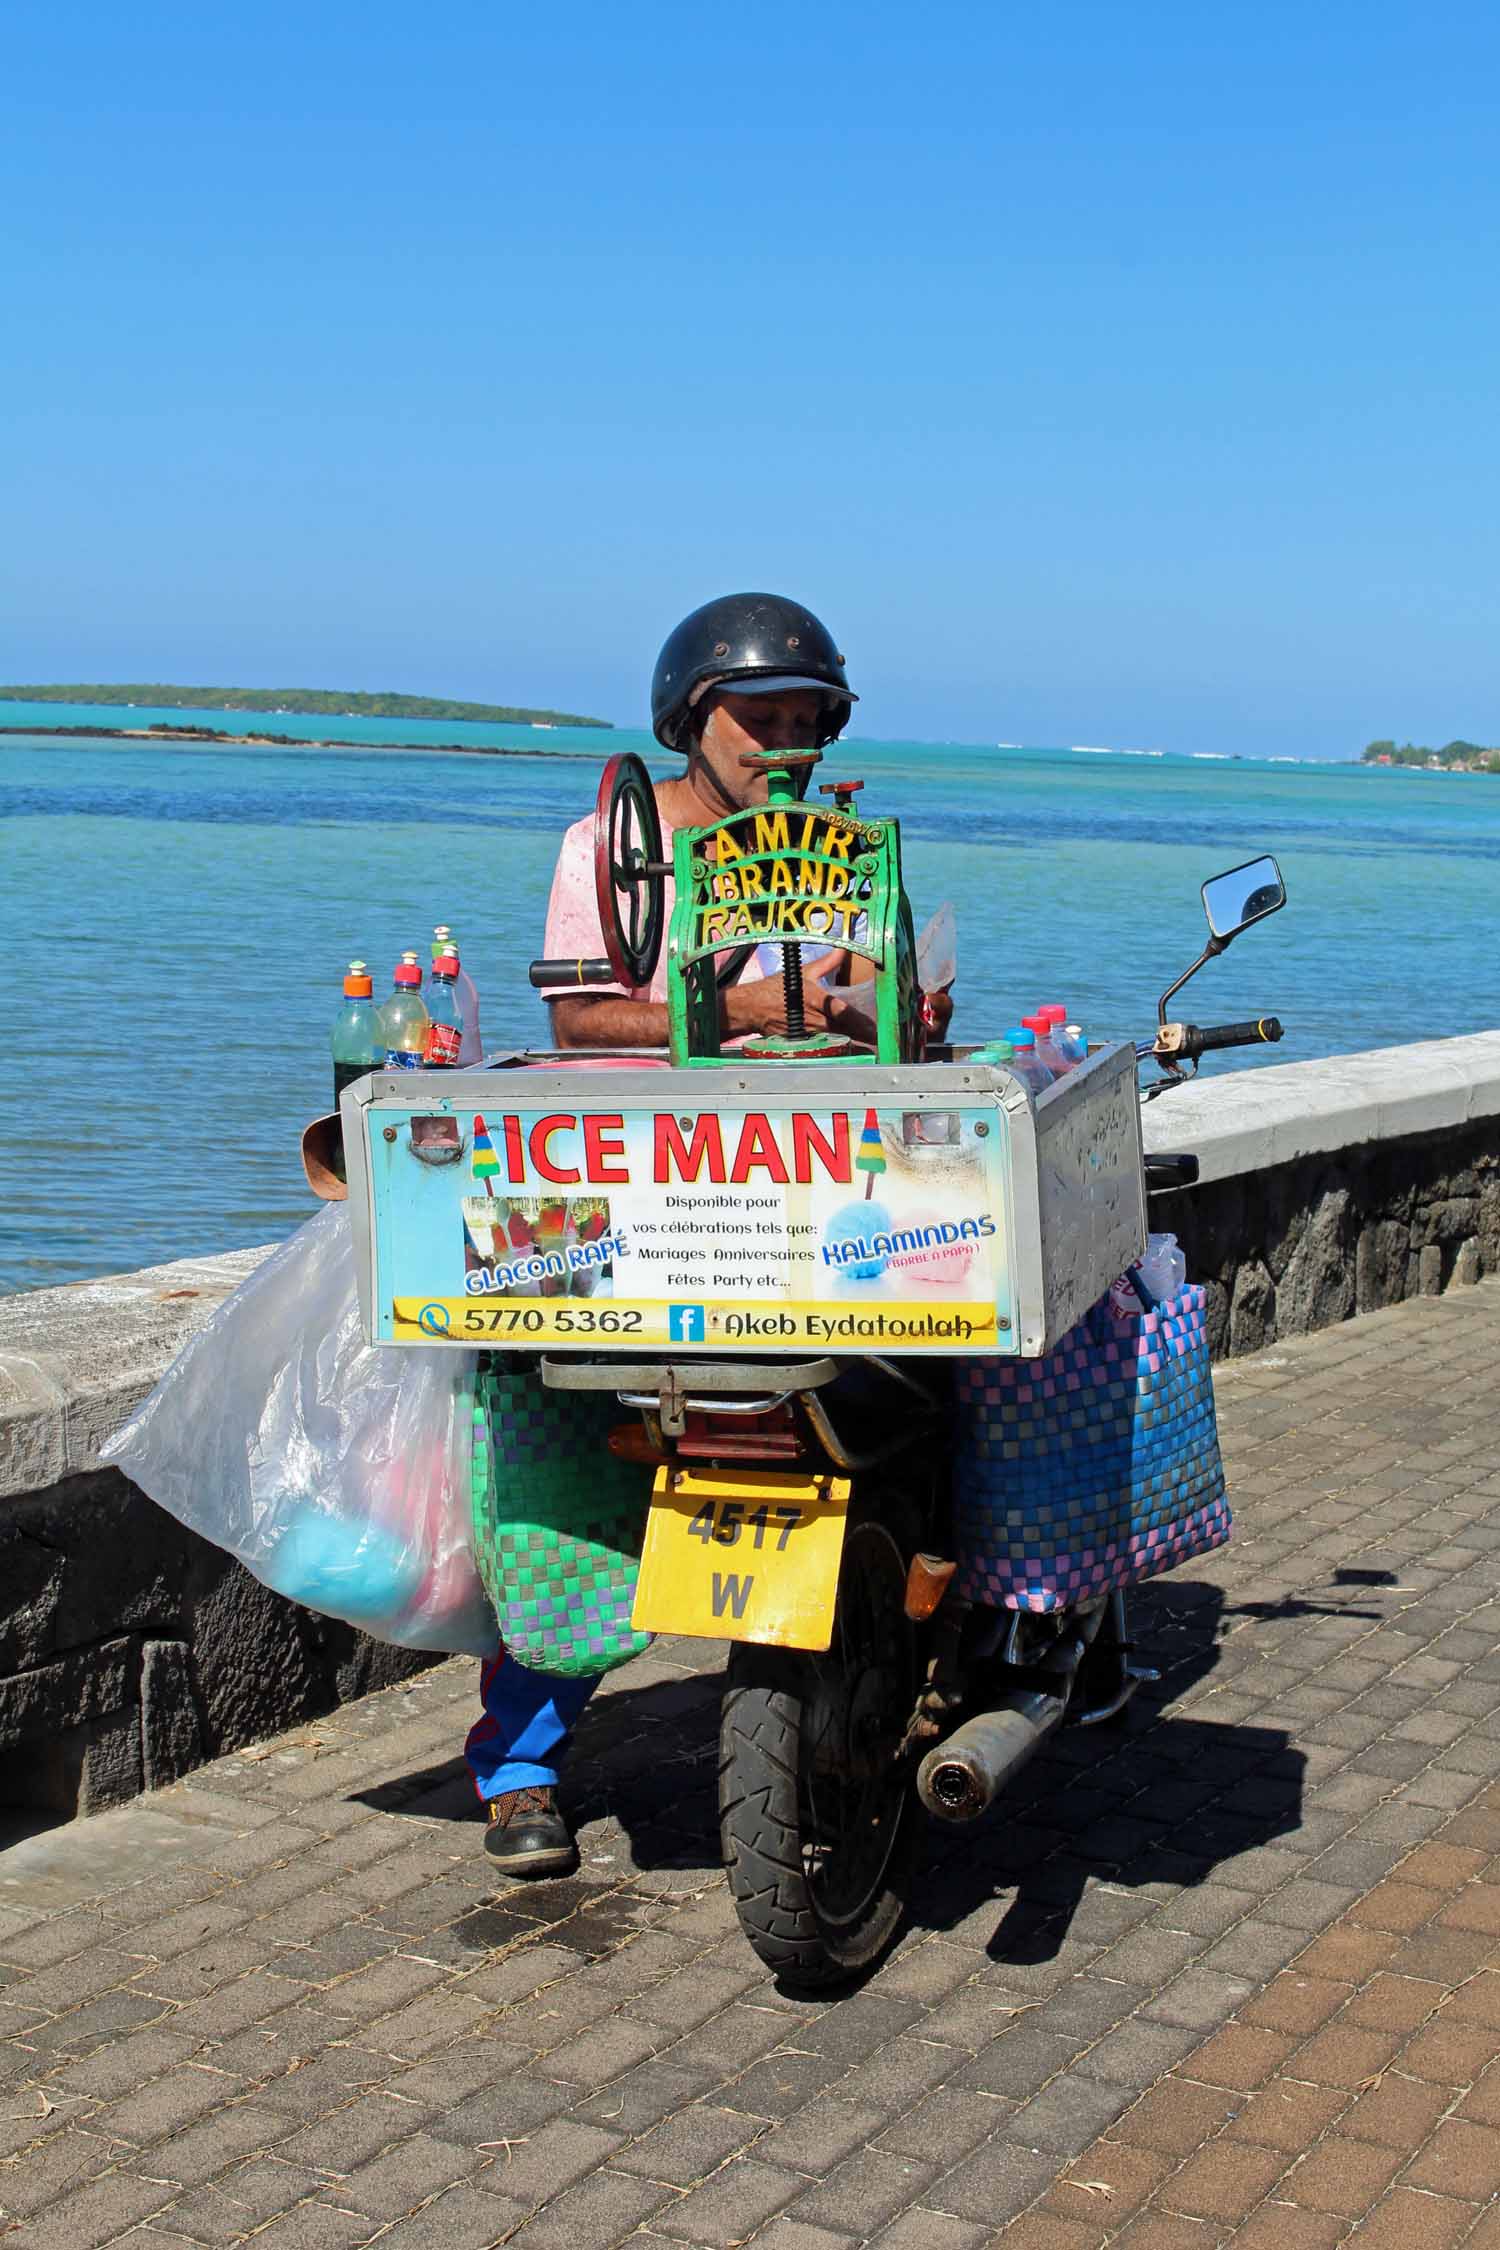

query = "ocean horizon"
[0,692,1379,764]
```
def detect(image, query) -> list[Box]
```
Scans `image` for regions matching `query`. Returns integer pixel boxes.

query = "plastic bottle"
[432,928,482,1065]
[1004,1026,1056,1096]
[1108,1234,1187,1318]
[380,954,429,1069]
[1025,1010,1071,1078]
[1037,1004,1086,1069]
[423,955,464,1067]
[1138,1232,1187,1303]
[331,961,384,1108]
[971,1039,1016,1068]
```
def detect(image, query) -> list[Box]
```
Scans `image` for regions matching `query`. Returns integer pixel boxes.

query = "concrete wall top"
[0,1245,274,1502]
[1141,1030,1500,1184]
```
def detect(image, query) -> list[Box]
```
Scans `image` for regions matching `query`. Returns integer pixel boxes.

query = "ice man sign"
[355,1090,1017,1356]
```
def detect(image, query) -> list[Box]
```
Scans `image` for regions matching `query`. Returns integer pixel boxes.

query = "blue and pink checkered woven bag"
[953,1281,1229,1613]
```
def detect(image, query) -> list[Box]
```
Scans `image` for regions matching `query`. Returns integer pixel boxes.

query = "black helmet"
[650,591,857,751]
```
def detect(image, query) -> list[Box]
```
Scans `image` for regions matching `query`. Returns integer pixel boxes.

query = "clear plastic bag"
[916,902,957,992]
[102,1205,497,1656]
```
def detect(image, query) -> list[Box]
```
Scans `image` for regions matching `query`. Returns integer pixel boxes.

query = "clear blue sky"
[4,2,1497,756]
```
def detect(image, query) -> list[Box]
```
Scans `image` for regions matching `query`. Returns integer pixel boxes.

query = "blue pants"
[465,1652,602,1800]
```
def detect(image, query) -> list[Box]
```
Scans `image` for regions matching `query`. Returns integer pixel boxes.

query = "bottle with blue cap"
[1004,1026,1056,1097]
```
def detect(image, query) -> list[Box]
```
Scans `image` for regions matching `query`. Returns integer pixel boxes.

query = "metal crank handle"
[528,957,619,989]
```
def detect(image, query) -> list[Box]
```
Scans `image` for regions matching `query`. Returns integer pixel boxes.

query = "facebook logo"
[669,1305,707,1343]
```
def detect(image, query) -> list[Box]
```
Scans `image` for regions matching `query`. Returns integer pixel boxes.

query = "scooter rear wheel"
[718,1518,917,1988]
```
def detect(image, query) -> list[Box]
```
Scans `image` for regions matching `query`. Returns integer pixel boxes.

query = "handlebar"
[528,957,618,989]
[1184,1016,1283,1059]
[1146,1015,1283,1065]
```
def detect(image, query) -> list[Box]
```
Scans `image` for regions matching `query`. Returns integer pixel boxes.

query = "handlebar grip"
[527,957,618,989]
[1145,1152,1200,1190]
[1189,1016,1284,1057]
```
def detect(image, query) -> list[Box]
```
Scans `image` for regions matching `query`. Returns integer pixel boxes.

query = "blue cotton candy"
[822,1198,894,1281]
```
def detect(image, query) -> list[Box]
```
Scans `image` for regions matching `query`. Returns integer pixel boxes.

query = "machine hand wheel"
[593,753,666,990]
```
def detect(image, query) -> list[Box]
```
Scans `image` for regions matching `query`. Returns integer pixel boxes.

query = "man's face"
[696,688,831,807]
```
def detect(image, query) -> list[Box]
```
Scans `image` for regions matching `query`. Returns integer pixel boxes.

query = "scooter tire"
[718,1522,917,1990]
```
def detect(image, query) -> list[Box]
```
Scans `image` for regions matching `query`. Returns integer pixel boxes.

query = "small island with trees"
[1363,738,1500,773]
[0,683,612,729]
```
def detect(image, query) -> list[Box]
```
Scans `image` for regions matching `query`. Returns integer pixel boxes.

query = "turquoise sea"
[4,700,1498,1292]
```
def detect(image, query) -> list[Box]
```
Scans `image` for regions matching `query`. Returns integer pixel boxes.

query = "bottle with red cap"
[379,953,430,1070]
[1022,1010,1070,1078]
[432,927,482,1065]
[331,960,385,1111]
[423,953,464,1067]
[1030,1004,1089,1072]
[1043,1005,1087,1067]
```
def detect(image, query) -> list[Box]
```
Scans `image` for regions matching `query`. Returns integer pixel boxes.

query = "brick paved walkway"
[3,1279,1500,2248]
[1006,1778,1500,2247]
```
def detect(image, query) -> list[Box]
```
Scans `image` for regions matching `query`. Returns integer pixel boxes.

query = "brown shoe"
[483,1786,577,1878]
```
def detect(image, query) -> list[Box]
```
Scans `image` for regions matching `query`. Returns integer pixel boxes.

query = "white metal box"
[343,1041,1145,1360]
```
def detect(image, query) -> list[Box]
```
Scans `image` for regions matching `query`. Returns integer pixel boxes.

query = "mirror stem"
[1157,932,1229,1028]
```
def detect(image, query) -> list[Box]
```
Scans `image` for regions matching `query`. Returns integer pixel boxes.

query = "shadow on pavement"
[920,1570,1396,1965]
[348,1670,728,1959]
[351,1667,727,1869]
[348,1565,1403,1972]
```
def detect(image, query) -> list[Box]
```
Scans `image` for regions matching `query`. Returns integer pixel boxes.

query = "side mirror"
[1201,855,1286,945]
[1158,852,1288,1030]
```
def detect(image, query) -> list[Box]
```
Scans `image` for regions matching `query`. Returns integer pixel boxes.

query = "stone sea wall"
[1139,1031,1500,1355]
[0,1249,431,1822]
[2,1030,1497,1822]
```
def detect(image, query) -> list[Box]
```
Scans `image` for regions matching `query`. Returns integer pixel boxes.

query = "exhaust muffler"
[917,1687,1068,1823]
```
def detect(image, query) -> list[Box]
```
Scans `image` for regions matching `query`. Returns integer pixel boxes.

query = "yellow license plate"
[631,1466,852,1652]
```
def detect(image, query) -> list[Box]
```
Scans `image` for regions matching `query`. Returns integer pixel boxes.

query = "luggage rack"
[539,1353,937,1467]
[541,1354,838,1439]
[540,1355,841,1394]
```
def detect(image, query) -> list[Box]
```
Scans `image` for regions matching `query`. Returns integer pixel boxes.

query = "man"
[543,590,876,1053]
[468,592,893,1876]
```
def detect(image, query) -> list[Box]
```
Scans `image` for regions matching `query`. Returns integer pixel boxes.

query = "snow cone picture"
[855,1108,886,1198]
[820,1111,893,1288]
[569,1196,613,1297]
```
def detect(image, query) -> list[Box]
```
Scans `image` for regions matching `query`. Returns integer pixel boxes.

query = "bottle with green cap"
[331,961,384,1109]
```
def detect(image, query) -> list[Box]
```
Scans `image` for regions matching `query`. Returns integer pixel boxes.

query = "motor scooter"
[342,754,1288,1986]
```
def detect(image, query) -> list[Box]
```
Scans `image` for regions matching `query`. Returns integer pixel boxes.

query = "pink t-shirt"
[542,811,825,1005]
[542,811,684,1003]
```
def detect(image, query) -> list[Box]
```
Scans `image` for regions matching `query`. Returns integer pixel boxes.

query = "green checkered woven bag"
[469,1360,653,1678]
